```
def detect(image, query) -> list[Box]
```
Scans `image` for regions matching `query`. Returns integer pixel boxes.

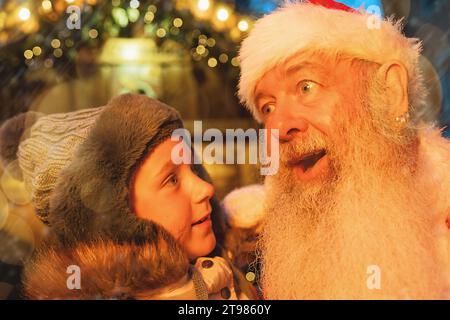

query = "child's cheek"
[172,218,193,245]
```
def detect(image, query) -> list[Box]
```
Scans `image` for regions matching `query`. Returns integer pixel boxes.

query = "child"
[0,94,256,299]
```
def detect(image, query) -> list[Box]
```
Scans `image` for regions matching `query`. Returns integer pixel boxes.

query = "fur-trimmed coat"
[23,234,257,300]
[24,238,189,299]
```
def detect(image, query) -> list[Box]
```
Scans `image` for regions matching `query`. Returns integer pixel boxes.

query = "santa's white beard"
[260,103,449,299]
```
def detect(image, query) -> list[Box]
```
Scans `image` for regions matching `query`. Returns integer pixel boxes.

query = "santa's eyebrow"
[254,92,275,108]
[284,62,324,77]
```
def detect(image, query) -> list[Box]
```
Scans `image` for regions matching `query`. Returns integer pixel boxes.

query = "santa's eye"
[261,103,275,115]
[298,80,317,94]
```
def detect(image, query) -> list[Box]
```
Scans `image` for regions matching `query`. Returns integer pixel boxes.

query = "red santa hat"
[238,0,425,123]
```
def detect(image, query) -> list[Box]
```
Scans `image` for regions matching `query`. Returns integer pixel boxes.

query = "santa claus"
[237,1,450,299]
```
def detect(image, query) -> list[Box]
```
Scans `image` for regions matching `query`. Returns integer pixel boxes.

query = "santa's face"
[256,52,449,299]
[254,51,364,183]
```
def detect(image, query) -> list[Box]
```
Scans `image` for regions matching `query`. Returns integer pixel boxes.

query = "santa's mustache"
[279,133,330,166]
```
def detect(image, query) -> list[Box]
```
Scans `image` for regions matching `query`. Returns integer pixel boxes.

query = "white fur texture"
[238,2,425,123]
[221,184,266,229]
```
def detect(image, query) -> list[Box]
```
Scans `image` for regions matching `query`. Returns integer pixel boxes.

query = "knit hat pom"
[0,112,42,168]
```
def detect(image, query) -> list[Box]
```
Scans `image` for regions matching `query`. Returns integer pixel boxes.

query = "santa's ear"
[375,61,409,120]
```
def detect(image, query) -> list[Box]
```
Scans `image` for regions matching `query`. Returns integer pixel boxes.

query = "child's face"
[132,138,216,259]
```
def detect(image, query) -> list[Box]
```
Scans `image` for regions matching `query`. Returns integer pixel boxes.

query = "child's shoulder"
[194,256,259,300]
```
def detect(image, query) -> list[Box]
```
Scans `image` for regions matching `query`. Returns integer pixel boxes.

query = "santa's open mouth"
[291,149,327,172]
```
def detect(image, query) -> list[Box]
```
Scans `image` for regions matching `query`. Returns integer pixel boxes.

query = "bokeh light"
[238,20,249,32]
[197,0,210,11]
[208,57,218,67]
[0,189,9,230]
[41,0,52,12]
[0,161,31,206]
[217,8,230,21]
[18,7,31,21]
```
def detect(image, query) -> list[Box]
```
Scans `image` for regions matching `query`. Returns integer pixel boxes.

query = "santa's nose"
[266,107,309,143]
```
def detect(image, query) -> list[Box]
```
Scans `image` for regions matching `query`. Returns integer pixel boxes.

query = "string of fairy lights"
[0,0,254,70]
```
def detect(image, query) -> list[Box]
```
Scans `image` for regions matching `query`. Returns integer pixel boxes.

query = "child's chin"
[189,234,216,258]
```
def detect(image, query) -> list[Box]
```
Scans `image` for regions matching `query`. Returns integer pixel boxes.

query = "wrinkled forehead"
[255,50,359,91]
[282,50,336,69]
[267,51,336,78]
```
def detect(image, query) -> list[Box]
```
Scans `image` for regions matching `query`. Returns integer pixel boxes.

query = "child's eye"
[167,174,178,186]
[162,173,179,188]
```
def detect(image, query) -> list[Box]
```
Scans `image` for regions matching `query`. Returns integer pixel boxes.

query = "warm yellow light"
[24,50,33,59]
[246,272,256,282]
[196,45,206,55]
[217,8,229,22]
[156,28,166,38]
[65,0,75,3]
[231,57,239,67]
[206,38,215,47]
[99,38,159,64]
[197,0,210,11]
[32,46,42,56]
[88,29,98,39]
[173,18,183,28]
[144,11,154,23]
[238,20,249,32]
[51,39,61,48]
[121,46,139,60]
[198,35,207,45]
[53,48,63,58]
[219,53,228,63]
[230,27,241,41]
[0,190,9,230]
[0,12,6,30]
[42,0,52,11]
[207,57,217,68]
[18,7,31,21]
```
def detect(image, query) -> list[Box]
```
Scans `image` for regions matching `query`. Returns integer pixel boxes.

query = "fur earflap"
[23,235,189,299]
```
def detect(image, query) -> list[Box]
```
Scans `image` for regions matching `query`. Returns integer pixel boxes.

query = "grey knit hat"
[0,94,184,245]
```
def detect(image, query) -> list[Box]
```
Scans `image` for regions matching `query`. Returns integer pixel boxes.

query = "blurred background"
[0,0,449,299]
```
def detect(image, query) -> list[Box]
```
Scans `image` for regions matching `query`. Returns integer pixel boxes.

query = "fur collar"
[23,235,189,300]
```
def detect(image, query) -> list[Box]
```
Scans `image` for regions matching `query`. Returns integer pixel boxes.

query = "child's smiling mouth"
[191,213,211,227]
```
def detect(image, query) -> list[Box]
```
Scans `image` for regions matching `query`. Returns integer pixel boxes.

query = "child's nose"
[192,175,215,204]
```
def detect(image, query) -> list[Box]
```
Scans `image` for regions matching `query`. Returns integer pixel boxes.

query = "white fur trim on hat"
[221,184,266,229]
[238,1,426,123]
